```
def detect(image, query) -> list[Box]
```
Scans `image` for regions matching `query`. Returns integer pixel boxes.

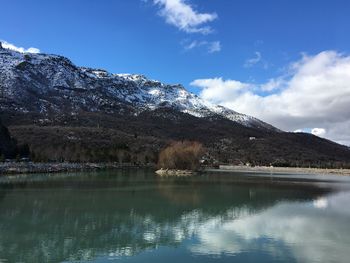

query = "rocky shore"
[0,162,152,175]
[155,168,196,176]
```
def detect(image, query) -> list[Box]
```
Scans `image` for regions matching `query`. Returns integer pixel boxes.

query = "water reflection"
[190,192,350,263]
[0,170,348,263]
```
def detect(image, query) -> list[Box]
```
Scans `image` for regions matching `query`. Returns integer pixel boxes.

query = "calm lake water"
[0,169,350,263]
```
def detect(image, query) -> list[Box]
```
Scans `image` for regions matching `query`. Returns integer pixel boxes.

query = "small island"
[155,141,205,176]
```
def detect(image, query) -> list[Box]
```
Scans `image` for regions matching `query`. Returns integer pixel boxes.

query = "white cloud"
[311,128,326,137]
[191,50,350,145]
[191,77,252,104]
[153,0,217,34]
[260,77,285,92]
[244,51,262,68]
[183,40,221,53]
[1,40,40,53]
[207,41,221,53]
[184,40,200,50]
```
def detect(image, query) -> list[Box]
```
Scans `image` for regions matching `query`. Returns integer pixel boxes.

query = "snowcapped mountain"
[0,43,276,130]
[3,42,350,166]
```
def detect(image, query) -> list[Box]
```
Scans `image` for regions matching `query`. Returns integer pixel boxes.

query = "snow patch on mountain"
[0,43,277,131]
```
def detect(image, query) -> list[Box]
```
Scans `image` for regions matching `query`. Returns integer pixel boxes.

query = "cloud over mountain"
[1,40,40,54]
[191,51,350,145]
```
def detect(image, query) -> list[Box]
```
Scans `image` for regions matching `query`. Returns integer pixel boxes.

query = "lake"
[0,169,349,263]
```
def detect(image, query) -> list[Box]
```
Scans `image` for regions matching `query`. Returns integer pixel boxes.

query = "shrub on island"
[156,141,205,175]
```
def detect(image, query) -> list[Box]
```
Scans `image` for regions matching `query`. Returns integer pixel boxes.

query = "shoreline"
[1,162,350,177]
[0,162,154,175]
[211,165,350,176]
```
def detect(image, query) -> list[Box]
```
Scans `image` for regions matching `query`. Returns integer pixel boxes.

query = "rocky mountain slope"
[1,42,350,167]
[0,42,275,130]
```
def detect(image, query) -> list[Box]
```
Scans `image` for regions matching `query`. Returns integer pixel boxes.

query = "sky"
[1,0,350,145]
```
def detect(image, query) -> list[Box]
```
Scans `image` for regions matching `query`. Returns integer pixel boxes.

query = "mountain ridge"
[0,44,276,131]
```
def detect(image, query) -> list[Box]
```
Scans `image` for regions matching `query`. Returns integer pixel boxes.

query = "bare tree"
[158,141,205,170]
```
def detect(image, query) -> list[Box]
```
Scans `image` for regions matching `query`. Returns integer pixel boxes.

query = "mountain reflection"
[0,170,347,263]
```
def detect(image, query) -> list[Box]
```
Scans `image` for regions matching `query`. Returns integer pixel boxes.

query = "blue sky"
[1,0,349,88]
[1,0,350,144]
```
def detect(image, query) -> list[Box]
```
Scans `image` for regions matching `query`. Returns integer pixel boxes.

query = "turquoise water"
[0,169,349,263]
